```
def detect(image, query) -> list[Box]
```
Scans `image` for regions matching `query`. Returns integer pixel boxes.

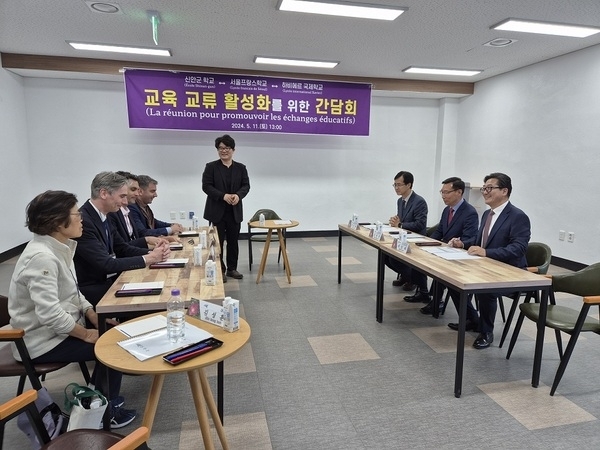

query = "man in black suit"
[447,172,530,349]
[108,171,168,249]
[202,134,250,281]
[420,177,479,314]
[74,171,171,305]
[384,171,429,300]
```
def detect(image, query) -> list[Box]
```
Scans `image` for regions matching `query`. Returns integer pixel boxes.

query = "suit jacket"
[129,202,171,237]
[397,191,427,235]
[108,209,148,249]
[470,201,530,268]
[74,200,148,304]
[430,200,479,246]
[202,159,250,224]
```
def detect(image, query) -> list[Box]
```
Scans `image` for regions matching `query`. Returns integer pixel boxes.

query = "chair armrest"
[527,267,539,273]
[583,296,600,304]
[0,389,37,420]
[108,426,150,450]
[0,328,25,341]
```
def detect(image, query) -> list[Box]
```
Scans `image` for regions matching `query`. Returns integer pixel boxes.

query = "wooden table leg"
[198,368,229,450]
[188,369,215,450]
[278,229,292,283]
[142,374,165,434]
[256,229,272,283]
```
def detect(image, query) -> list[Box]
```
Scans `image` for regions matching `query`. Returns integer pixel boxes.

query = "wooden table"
[248,219,299,284]
[95,313,250,449]
[338,223,552,398]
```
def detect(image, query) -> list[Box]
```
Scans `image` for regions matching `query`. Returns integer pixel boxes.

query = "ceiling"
[2,0,600,92]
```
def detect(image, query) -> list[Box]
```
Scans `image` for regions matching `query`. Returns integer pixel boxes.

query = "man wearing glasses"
[202,134,251,282]
[446,172,530,349]
[419,177,479,314]
[386,171,429,301]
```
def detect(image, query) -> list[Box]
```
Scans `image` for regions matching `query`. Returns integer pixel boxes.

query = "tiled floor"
[2,236,600,449]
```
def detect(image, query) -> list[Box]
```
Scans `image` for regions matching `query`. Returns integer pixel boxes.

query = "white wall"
[457,43,600,265]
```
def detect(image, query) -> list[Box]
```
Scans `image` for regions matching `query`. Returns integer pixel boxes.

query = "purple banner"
[124,69,371,136]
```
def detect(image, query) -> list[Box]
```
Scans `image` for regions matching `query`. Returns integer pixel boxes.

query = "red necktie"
[447,208,454,224]
[481,210,495,248]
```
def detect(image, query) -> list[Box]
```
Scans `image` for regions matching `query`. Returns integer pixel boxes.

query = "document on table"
[363,224,398,233]
[117,321,214,361]
[273,220,292,225]
[421,246,480,260]
[116,314,168,338]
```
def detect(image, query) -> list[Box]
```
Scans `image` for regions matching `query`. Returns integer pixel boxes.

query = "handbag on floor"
[63,383,108,431]
[17,386,67,449]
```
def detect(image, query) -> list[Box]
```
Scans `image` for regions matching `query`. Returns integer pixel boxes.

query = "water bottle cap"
[171,288,180,296]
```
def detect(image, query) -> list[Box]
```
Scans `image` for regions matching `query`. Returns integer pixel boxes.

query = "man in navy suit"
[419,177,479,314]
[202,134,250,281]
[129,175,184,238]
[447,172,530,349]
[384,171,429,300]
[74,172,170,305]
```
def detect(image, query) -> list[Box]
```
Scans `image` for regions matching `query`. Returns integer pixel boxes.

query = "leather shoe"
[392,277,408,287]
[473,332,494,349]
[404,291,430,303]
[402,282,416,291]
[420,301,445,315]
[447,320,478,332]
[226,270,243,279]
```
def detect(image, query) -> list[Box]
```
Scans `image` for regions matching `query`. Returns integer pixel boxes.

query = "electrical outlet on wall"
[567,232,575,243]
[170,211,177,221]
[179,211,186,220]
[558,230,565,241]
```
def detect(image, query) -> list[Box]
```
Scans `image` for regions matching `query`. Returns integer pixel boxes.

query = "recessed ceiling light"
[254,56,338,69]
[403,67,481,77]
[85,1,122,14]
[277,0,406,21]
[492,18,600,38]
[483,38,517,47]
[68,41,171,57]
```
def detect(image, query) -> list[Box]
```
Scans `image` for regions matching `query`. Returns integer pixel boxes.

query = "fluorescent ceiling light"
[492,18,600,38]
[254,56,338,69]
[277,0,405,21]
[67,41,171,57]
[403,67,481,77]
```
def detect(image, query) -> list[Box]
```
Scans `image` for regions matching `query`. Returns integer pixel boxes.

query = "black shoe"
[404,291,430,303]
[226,270,243,279]
[392,278,407,287]
[473,332,494,349]
[419,301,445,315]
[402,282,416,291]
[448,320,478,332]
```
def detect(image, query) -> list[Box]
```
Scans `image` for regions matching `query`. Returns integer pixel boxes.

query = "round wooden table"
[95,313,251,450]
[248,219,299,283]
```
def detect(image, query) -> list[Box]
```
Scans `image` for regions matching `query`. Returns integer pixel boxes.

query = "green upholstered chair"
[505,262,600,395]
[247,209,285,271]
[498,242,552,347]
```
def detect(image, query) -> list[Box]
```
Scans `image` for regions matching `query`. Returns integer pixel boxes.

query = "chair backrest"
[426,224,438,237]
[0,295,9,328]
[553,262,600,296]
[249,209,281,222]
[526,242,552,275]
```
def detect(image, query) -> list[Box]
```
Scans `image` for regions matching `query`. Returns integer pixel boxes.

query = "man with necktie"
[446,172,530,349]
[385,171,428,299]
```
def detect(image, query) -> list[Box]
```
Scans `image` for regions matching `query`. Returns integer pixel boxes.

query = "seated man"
[384,171,428,301]
[108,171,168,249]
[419,177,479,314]
[129,175,184,238]
[74,171,171,305]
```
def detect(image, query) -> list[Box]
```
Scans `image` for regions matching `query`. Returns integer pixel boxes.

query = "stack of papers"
[115,281,164,297]
[421,246,479,260]
[273,220,292,225]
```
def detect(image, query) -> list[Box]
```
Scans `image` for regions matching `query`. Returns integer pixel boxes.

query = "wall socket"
[558,230,565,241]
[179,210,187,220]
[170,211,177,220]
[567,231,575,243]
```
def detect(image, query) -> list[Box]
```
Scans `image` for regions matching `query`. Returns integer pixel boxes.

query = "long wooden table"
[338,223,551,398]
[96,228,228,420]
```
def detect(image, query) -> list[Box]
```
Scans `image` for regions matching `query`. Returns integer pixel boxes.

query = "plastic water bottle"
[259,212,265,226]
[167,288,185,343]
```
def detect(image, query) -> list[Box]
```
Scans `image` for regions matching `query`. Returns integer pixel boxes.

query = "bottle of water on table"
[167,288,185,343]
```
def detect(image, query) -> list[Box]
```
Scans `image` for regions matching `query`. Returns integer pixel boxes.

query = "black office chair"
[247,209,285,271]
[0,295,91,396]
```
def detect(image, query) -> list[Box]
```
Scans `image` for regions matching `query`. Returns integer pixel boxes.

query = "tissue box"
[222,297,239,332]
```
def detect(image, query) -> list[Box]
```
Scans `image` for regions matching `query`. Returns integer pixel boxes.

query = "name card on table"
[348,213,359,230]
[392,231,410,253]
[368,221,385,241]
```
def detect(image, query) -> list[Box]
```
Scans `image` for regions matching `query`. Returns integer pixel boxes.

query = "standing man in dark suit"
[420,177,479,314]
[129,175,184,238]
[74,172,170,305]
[447,172,530,349]
[202,134,250,281]
[384,171,428,300]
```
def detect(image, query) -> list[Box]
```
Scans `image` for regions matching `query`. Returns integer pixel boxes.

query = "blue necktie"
[103,220,111,252]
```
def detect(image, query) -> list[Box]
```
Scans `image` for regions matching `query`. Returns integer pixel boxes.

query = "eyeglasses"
[439,189,457,195]
[392,183,406,188]
[480,186,502,194]
[218,146,232,152]
[70,212,82,219]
